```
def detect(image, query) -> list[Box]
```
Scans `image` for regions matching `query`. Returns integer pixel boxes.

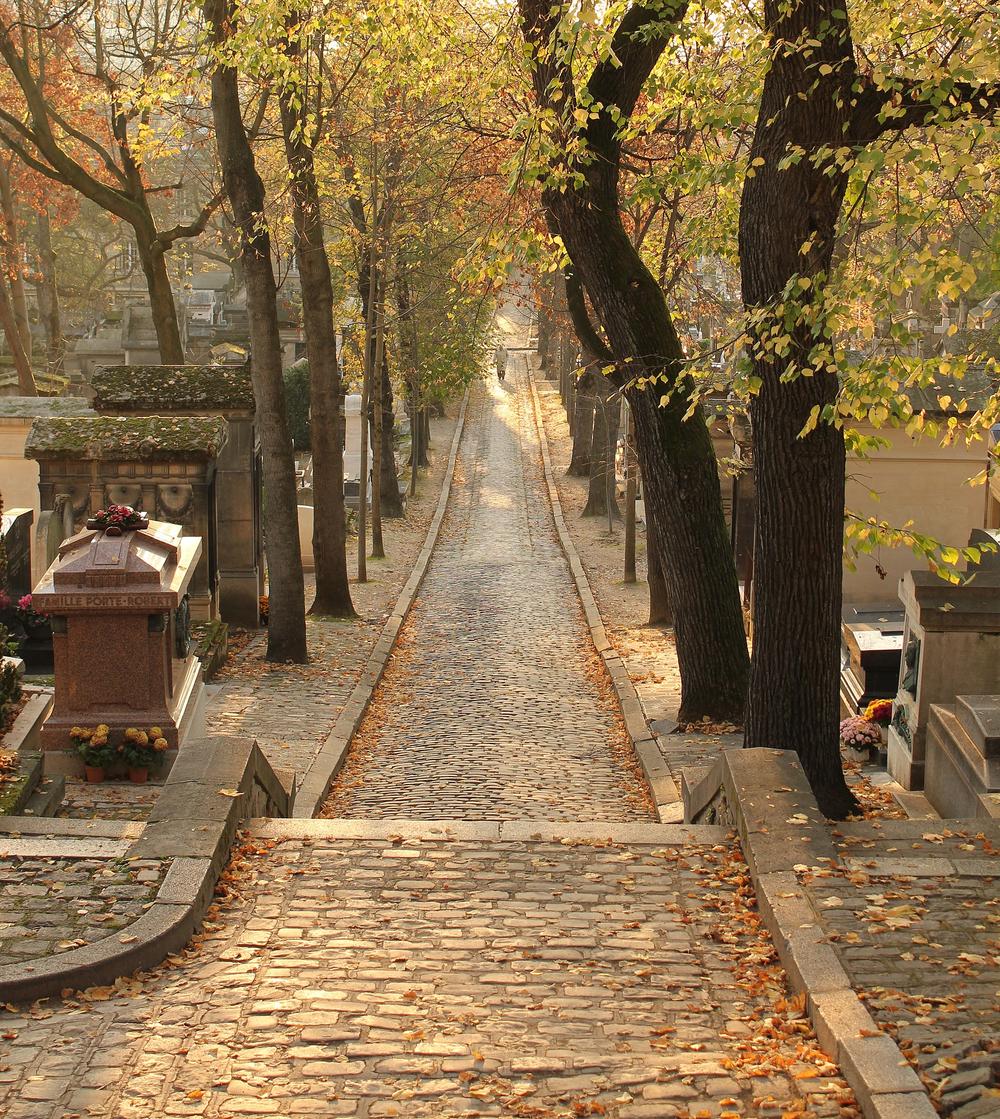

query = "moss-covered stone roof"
[25,416,228,461]
[91,364,254,414]
[0,397,93,420]
[0,370,70,397]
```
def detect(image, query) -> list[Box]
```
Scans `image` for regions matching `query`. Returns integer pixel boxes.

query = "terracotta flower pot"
[84,765,105,783]
[128,767,149,784]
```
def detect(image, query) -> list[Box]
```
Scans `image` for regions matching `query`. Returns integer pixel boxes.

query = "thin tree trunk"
[35,211,63,372]
[136,233,185,364]
[0,276,34,393]
[357,238,376,585]
[395,266,420,497]
[278,46,354,617]
[582,377,620,519]
[419,408,430,466]
[644,495,672,626]
[378,355,403,517]
[567,366,595,476]
[624,403,636,583]
[738,0,859,816]
[371,291,386,559]
[206,0,307,663]
[536,273,552,371]
[0,162,32,360]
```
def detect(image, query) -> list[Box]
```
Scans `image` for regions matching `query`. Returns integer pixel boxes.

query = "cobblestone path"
[802,819,1000,1117]
[0,824,855,1119]
[325,362,651,821]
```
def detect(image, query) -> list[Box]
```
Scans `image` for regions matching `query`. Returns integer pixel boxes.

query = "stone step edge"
[525,367,681,820]
[249,817,730,844]
[292,390,472,819]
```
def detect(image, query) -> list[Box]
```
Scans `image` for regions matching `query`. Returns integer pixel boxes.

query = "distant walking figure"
[495,343,508,382]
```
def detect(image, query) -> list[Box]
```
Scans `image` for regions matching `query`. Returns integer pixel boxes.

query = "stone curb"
[719,748,936,1119]
[0,736,291,1004]
[1,686,53,756]
[293,391,471,818]
[525,368,681,822]
[249,817,730,844]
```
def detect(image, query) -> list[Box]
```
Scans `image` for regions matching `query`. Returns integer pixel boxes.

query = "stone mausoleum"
[25,414,228,622]
[90,364,263,628]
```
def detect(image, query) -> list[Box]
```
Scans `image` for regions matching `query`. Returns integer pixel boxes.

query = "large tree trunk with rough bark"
[279,59,354,617]
[553,205,749,722]
[738,0,858,815]
[519,0,749,722]
[34,211,63,372]
[206,0,307,663]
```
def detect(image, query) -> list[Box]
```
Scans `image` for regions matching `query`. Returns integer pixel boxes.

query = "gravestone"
[0,508,33,599]
[888,535,1000,789]
[840,607,904,716]
[31,519,205,774]
[924,695,1000,819]
[25,414,227,622]
[91,365,263,628]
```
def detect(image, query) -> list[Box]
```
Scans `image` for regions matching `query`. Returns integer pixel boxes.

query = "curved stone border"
[293,390,471,817]
[0,735,292,1004]
[695,748,936,1119]
[525,367,681,821]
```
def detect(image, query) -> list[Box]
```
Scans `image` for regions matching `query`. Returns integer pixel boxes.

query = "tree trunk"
[0,162,32,360]
[536,273,552,370]
[378,355,403,517]
[34,211,64,373]
[567,366,595,476]
[519,0,749,724]
[278,61,354,617]
[545,167,748,721]
[0,276,34,393]
[419,408,430,466]
[371,293,386,558]
[206,0,307,663]
[623,404,636,583]
[357,238,377,585]
[135,232,185,364]
[644,495,672,627]
[395,267,421,497]
[582,377,620,519]
[738,0,859,816]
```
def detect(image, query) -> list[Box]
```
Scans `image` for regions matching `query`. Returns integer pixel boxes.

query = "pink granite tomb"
[31,519,205,771]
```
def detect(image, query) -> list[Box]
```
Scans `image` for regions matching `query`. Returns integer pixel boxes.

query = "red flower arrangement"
[86,504,148,535]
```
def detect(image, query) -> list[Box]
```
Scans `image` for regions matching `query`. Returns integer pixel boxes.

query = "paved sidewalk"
[324,363,652,821]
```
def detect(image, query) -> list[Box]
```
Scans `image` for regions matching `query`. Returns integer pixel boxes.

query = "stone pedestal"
[888,561,1000,790]
[925,696,1000,819]
[31,520,205,775]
